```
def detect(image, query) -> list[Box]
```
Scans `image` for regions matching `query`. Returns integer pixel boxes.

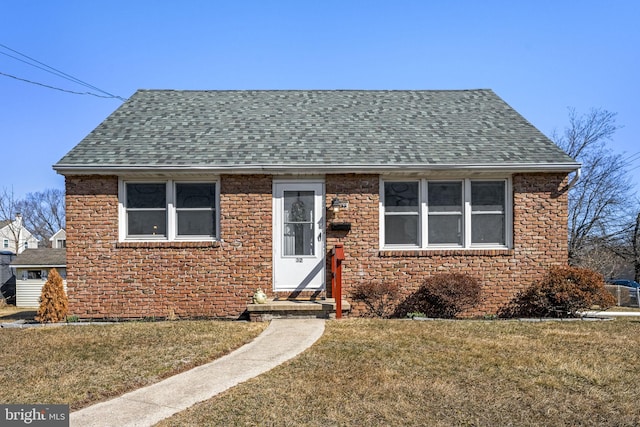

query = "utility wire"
[0,71,121,99]
[0,43,126,101]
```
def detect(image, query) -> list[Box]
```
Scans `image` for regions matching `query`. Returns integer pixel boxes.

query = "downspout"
[566,168,581,191]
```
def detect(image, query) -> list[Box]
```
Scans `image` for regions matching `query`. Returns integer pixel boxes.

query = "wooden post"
[331,244,345,319]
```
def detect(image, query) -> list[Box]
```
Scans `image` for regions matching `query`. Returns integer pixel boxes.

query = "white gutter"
[54,162,582,175]
[11,264,66,268]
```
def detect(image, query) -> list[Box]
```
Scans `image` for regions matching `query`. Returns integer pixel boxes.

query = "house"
[0,214,39,254]
[50,229,66,248]
[53,89,580,319]
[10,248,66,307]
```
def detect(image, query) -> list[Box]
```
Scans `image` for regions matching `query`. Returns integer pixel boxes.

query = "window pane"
[472,181,505,212]
[177,211,215,236]
[385,182,419,213]
[127,183,166,208]
[472,214,505,244]
[128,210,166,236]
[385,215,419,245]
[176,183,216,208]
[428,182,462,213]
[428,215,462,245]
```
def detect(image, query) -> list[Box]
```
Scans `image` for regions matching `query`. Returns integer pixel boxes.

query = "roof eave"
[11,264,66,268]
[53,162,581,175]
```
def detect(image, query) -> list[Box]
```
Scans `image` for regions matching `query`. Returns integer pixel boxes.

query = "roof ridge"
[135,88,495,93]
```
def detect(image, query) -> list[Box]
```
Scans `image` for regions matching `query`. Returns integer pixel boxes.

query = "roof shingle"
[54,89,578,172]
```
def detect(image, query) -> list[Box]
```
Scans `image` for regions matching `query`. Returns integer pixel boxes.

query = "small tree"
[36,268,68,323]
[352,282,400,318]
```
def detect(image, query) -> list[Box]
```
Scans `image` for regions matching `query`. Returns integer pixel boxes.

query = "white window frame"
[380,177,512,250]
[2,239,8,248]
[119,178,220,242]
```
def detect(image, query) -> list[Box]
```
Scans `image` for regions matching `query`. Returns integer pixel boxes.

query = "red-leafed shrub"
[500,266,615,318]
[352,282,400,318]
[395,273,482,319]
[36,268,68,323]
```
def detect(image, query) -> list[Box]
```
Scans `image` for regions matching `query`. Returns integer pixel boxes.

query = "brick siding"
[65,172,568,319]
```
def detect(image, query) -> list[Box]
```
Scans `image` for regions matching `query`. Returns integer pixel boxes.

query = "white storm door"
[273,181,325,291]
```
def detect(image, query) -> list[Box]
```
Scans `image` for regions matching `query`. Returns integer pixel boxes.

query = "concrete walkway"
[70,318,325,427]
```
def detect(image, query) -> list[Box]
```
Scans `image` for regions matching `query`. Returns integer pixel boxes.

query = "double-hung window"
[381,178,510,249]
[121,180,218,241]
[383,182,420,245]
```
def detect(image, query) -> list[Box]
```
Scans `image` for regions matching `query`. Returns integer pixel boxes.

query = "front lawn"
[160,318,640,427]
[0,320,266,409]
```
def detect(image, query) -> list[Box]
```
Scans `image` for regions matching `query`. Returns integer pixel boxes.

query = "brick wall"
[65,175,272,319]
[65,172,568,319]
[326,173,569,316]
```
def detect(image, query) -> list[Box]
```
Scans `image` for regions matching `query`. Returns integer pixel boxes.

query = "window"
[121,180,218,241]
[2,239,7,248]
[381,178,510,249]
[126,183,167,237]
[24,242,28,249]
[56,239,66,248]
[383,182,419,245]
[176,183,216,237]
[428,181,462,245]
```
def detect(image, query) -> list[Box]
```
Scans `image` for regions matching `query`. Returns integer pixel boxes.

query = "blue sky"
[1,1,638,199]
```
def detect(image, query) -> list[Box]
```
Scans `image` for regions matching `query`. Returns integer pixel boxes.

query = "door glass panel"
[283,191,314,256]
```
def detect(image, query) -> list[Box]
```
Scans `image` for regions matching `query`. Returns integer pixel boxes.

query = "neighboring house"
[10,248,66,307]
[50,229,67,248]
[0,214,39,254]
[53,89,580,319]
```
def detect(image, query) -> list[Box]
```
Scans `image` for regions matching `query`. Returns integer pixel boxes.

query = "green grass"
[0,320,266,409]
[159,318,640,427]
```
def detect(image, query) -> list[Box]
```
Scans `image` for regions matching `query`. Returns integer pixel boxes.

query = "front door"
[273,181,325,291]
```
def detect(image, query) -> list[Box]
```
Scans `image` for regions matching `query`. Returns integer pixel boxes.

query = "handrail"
[330,244,345,319]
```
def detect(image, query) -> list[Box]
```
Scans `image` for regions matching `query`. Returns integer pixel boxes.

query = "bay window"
[381,178,510,249]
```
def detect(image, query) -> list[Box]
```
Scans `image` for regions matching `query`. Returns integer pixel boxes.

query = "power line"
[0,43,127,101]
[0,71,121,99]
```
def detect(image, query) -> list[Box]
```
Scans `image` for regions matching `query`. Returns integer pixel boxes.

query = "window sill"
[379,248,514,257]
[117,241,221,249]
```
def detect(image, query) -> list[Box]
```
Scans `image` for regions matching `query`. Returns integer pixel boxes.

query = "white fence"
[605,284,640,308]
[16,280,68,307]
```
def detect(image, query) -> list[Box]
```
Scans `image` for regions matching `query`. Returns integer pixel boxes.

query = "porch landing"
[247,298,351,321]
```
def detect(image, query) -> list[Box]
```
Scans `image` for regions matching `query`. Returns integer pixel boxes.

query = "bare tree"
[553,108,635,267]
[634,212,640,282]
[19,189,65,245]
[0,188,25,254]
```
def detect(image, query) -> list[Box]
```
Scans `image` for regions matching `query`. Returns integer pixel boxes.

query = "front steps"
[246,298,351,321]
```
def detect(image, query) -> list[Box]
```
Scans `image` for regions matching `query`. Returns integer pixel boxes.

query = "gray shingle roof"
[54,89,578,172]
[10,249,66,267]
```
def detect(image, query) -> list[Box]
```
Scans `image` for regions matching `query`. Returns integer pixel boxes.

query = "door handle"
[318,232,322,241]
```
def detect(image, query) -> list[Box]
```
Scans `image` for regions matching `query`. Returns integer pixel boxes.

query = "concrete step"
[246,298,351,321]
